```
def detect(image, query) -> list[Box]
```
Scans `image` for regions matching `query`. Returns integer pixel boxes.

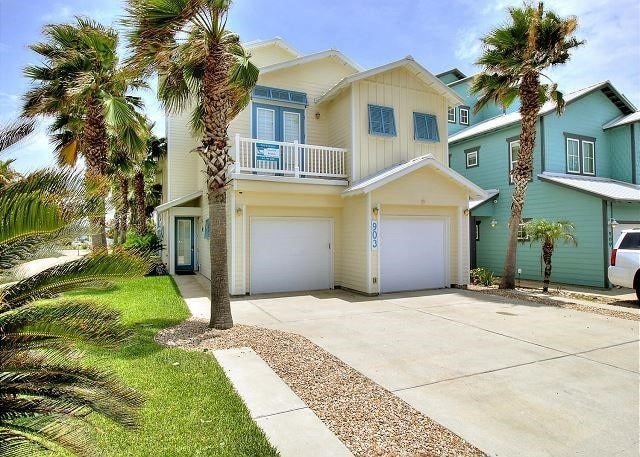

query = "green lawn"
[48,276,278,457]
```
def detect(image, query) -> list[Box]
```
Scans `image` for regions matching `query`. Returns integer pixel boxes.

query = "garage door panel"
[381,217,447,292]
[251,218,332,294]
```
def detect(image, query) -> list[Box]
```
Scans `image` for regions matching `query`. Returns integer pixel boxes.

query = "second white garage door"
[250,218,333,294]
[380,216,447,292]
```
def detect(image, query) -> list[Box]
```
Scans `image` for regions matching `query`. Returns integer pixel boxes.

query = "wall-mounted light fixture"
[608,218,618,228]
[463,209,470,216]
[315,112,321,120]
[372,206,379,216]
[236,207,243,216]
[490,218,498,228]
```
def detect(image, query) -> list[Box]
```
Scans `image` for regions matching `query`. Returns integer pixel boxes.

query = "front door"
[175,217,194,273]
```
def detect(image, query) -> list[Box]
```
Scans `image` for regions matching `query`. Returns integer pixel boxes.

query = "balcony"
[233,135,348,180]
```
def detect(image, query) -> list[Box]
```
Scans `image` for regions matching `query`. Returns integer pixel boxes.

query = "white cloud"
[453,0,640,106]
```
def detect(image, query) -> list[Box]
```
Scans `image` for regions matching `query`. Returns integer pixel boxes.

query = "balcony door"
[253,103,305,143]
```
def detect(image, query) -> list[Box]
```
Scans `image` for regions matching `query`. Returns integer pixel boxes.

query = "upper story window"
[459,106,470,125]
[448,107,456,123]
[413,112,439,142]
[507,138,532,183]
[465,148,479,168]
[253,85,308,106]
[565,134,596,175]
[368,105,397,136]
[252,103,305,143]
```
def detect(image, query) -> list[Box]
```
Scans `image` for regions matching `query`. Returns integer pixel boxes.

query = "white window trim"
[582,140,595,176]
[566,137,580,174]
[508,139,520,183]
[256,107,276,141]
[448,107,456,123]
[517,219,531,241]
[459,107,469,125]
[466,150,478,168]
[282,111,301,143]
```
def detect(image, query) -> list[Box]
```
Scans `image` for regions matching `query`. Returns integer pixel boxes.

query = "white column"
[294,140,300,178]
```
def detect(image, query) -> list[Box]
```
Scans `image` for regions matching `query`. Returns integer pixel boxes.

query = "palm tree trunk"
[84,101,109,250]
[133,171,146,236]
[201,45,233,330]
[500,71,540,289]
[542,240,554,293]
[113,208,120,245]
[119,176,129,244]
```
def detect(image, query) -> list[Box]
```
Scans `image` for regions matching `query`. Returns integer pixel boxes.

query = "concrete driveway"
[177,277,639,456]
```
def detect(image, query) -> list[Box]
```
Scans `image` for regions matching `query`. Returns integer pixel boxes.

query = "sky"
[0,0,638,173]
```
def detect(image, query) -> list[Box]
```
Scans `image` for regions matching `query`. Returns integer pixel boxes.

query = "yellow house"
[156,38,487,295]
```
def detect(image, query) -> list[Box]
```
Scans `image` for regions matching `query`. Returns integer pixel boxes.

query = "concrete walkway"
[215,347,353,457]
[174,274,640,457]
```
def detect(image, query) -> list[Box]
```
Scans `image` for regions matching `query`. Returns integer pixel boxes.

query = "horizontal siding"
[447,79,512,136]
[474,183,606,287]
[543,90,622,177]
[248,45,299,68]
[354,67,449,180]
[166,109,201,200]
[608,125,633,182]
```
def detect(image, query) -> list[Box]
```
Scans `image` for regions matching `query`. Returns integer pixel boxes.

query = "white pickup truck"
[608,229,640,301]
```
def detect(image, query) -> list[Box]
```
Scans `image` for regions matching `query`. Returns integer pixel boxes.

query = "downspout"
[602,200,610,288]
[631,123,637,184]
[539,115,546,173]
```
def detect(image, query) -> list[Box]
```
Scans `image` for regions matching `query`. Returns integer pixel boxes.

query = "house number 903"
[371,220,378,250]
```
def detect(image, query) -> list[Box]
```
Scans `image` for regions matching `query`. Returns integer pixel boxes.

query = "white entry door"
[380,216,447,292]
[250,218,332,294]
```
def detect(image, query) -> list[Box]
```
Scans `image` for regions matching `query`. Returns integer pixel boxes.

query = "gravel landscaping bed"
[157,320,484,457]
[468,285,639,321]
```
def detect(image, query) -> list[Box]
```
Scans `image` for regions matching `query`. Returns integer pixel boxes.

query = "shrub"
[123,231,162,253]
[470,267,495,286]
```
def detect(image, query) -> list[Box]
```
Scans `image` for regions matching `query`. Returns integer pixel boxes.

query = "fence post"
[294,140,300,178]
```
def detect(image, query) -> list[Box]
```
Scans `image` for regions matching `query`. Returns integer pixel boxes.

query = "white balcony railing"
[233,135,348,179]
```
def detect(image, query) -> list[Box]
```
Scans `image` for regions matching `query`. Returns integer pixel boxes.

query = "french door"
[175,217,194,273]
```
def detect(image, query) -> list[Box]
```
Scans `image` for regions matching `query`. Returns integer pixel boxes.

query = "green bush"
[123,231,161,253]
[470,267,495,286]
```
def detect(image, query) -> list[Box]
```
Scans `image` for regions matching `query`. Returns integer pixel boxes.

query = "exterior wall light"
[315,112,321,119]
[372,207,379,216]
[236,207,243,216]
[608,218,618,228]
[490,218,498,228]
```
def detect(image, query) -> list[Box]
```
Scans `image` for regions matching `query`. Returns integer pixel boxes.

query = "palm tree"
[0,120,34,188]
[471,2,584,289]
[23,17,147,250]
[0,120,147,455]
[522,219,577,292]
[124,0,259,329]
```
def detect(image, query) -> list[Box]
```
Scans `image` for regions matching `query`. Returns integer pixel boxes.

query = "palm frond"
[0,120,36,154]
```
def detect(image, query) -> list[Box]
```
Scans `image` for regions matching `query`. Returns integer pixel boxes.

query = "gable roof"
[260,49,363,75]
[603,111,640,130]
[449,81,638,144]
[316,57,465,106]
[243,37,303,59]
[436,68,466,81]
[538,172,640,202]
[447,74,476,87]
[343,154,487,199]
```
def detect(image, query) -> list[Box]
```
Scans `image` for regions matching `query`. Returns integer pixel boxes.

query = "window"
[256,107,276,141]
[253,85,308,105]
[466,148,479,168]
[517,218,532,241]
[252,103,305,143]
[566,138,580,173]
[565,134,596,175]
[582,141,595,175]
[413,112,439,142]
[508,139,521,183]
[368,105,396,136]
[448,107,456,123]
[459,106,469,125]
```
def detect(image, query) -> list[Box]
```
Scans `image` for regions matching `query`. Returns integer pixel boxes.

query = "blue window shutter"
[369,105,396,136]
[414,112,439,141]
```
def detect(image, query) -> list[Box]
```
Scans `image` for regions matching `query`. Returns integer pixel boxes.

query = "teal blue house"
[437,69,640,288]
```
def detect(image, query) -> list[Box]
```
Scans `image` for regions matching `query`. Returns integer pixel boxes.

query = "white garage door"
[251,218,332,294]
[380,216,447,292]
